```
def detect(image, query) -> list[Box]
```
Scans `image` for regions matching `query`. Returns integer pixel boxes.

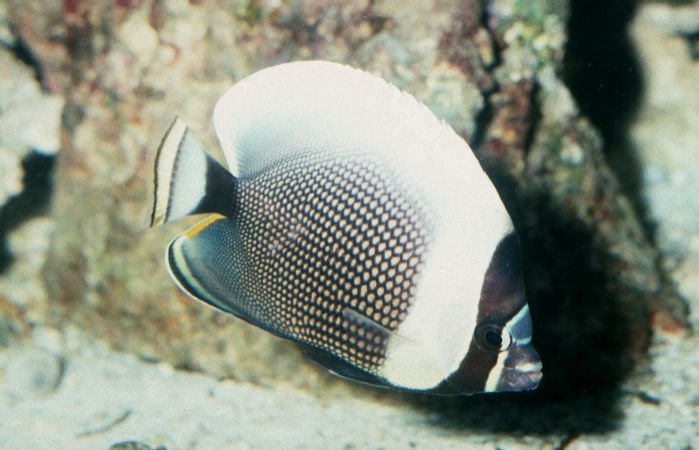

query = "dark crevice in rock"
[563,0,649,237]
[564,0,689,329]
[0,29,57,274]
[0,152,56,274]
[521,79,542,156]
[468,1,501,151]
[173,360,202,373]
[438,0,499,149]
[471,91,494,151]
[2,27,44,85]
[679,29,699,60]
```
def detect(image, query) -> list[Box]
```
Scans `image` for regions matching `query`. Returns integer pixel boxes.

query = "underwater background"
[0,0,697,448]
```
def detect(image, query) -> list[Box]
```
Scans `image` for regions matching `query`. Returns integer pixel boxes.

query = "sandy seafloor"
[1,4,699,450]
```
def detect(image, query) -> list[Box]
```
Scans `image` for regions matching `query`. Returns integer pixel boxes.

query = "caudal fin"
[150,117,237,226]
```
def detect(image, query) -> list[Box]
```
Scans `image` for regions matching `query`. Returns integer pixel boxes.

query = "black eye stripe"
[476,231,526,322]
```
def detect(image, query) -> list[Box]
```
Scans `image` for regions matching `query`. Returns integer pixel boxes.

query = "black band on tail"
[150,117,239,225]
[197,154,238,219]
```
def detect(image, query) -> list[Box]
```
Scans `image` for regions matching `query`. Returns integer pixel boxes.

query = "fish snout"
[496,344,542,392]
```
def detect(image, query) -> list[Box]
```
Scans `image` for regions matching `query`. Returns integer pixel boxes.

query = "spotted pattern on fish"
[232,153,430,372]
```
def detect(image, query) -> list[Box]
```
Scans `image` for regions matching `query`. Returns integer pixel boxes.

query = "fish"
[150,60,542,395]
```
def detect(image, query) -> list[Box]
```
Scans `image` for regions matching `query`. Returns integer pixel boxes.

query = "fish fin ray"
[151,117,237,227]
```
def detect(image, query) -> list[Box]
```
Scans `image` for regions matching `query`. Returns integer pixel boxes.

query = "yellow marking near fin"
[185,214,226,238]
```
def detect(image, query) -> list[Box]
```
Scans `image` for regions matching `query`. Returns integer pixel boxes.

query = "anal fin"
[300,345,388,389]
[165,215,267,331]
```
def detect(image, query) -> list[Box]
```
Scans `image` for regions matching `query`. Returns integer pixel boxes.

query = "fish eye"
[475,322,512,353]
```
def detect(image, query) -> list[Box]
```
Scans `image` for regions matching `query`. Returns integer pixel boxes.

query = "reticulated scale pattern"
[235,153,430,374]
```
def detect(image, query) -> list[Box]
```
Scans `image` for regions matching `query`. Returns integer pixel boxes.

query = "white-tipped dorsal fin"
[150,117,237,226]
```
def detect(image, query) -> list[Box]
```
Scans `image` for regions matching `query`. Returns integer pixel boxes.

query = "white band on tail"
[151,117,208,226]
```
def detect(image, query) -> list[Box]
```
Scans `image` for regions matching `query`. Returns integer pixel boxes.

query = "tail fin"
[150,117,237,227]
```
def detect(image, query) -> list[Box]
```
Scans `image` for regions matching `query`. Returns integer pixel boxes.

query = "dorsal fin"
[150,117,237,226]
[212,61,482,182]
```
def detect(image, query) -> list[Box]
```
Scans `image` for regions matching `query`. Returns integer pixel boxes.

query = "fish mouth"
[497,362,543,392]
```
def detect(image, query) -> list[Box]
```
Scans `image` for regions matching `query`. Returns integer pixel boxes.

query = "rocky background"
[0,0,698,448]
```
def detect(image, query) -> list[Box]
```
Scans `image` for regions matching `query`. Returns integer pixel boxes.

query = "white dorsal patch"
[213,61,513,390]
[213,61,478,180]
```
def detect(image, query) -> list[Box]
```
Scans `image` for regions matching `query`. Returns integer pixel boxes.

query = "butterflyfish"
[150,61,542,395]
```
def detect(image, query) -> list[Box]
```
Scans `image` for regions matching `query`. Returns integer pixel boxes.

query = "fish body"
[151,61,541,394]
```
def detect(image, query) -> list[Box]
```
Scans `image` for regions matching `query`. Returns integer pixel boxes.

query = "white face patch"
[381,202,513,390]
